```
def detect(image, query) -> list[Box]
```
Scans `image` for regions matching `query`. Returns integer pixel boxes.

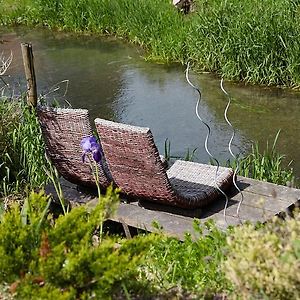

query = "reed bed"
[0,98,49,196]
[1,0,300,85]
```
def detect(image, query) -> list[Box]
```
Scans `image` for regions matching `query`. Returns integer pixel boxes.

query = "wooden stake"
[21,43,37,107]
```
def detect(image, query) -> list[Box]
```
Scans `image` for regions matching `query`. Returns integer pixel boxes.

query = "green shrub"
[224,213,300,299]
[0,188,159,299]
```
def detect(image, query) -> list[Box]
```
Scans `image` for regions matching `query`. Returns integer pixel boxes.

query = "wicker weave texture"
[95,118,234,208]
[167,160,233,207]
[95,118,177,204]
[37,106,110,188]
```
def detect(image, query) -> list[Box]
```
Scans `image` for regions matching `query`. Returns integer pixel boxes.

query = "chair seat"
[95,117,233,208]
[167,160,233,202]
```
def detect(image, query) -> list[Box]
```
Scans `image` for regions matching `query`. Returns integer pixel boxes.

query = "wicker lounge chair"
[37,106,111,189]
[95,118,234,209]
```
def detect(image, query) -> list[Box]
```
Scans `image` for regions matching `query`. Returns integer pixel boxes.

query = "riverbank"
[1,0,300,88]
[0,96,299,299]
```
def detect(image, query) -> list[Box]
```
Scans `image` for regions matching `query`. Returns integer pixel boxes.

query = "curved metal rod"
[185,63,230,225]
[220,78,243,223]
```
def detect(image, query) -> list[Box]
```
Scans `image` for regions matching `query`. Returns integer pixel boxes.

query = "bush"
[224,213,300,299]
[0,188,160,299]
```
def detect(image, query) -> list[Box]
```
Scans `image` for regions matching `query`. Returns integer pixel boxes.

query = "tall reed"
[228,131,295,186]
[0,98,49,196]
[2,0,300,86]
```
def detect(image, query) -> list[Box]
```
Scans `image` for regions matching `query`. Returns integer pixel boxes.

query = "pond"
[1,27,300,180]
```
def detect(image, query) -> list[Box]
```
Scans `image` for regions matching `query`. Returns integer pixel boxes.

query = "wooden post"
[21,43,37,107]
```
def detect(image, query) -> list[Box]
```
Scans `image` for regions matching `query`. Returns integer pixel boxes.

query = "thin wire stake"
[185,63,230,226]
[220,78,243,224]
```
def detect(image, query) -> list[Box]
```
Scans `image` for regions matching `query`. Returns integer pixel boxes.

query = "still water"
[1,27,300,179]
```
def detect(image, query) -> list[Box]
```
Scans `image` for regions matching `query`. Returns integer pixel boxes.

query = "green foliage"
[224,213,300,299]
[2,0,300,86]
[229,131,295,185]
[164,138,197,163]
[189,0,300,86]
[0,99,49,196]
[140,220,232,297]
[0,189,159,299]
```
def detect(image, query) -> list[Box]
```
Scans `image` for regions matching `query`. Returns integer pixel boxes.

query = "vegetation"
[0,36,299,298]
[0,98,49,197]
[1,0,300,87]
[0,188,299,299]
[224,213,300,299]
[229,131,295,186]
[141,220,232,296]
[0,189,159,299]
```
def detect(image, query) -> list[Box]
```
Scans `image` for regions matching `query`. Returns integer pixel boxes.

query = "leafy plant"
[140,219,232,297]
[0,98,49,197]
[228,130,295,186]
[0,188,160,299]
[224,212,300,299]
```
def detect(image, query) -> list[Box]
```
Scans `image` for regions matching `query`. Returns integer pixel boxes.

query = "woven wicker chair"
[37,106,111,189]
[95,118,234,208]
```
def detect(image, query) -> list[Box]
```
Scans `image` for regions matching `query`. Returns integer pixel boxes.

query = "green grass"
[141,219,232,297]
[228,131,295,186]
[1,0,300,86]
[0,97,49,197]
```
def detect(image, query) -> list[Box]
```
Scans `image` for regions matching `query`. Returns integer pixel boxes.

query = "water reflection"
[1,27,300,179]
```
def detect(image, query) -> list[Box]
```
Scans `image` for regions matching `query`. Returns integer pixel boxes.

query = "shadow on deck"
[45,176,300,241]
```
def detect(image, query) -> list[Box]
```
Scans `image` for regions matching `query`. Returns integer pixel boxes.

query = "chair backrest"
[37,106,110,188]
[95,118,176,200]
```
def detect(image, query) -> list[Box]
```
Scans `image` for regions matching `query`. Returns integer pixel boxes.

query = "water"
[1,27,300,180]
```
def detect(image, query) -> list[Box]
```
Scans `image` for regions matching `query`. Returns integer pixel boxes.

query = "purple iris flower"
[80,136,102,163]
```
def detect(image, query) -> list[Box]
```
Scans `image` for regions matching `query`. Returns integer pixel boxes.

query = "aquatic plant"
[229,131,295,186]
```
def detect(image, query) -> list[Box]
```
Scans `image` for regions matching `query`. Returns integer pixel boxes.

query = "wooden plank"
[44,176,300,240]
[237,176,300,203]
[206,192,290,215]
[109,202,197,240]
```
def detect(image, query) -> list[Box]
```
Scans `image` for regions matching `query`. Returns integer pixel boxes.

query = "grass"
[141,219,232,297]
[0,97,49,197]
[228,130,295,186]
[1,0,300,86]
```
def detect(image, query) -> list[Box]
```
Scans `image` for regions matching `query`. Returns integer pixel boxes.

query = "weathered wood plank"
[44,176,300,241]
[206,192,289,215]
[237,176,300,202]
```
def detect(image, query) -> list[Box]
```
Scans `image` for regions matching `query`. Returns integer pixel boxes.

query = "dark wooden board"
[45,176,300,241]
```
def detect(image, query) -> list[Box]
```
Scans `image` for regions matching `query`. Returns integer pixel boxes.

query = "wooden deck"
[46,176,300,240]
